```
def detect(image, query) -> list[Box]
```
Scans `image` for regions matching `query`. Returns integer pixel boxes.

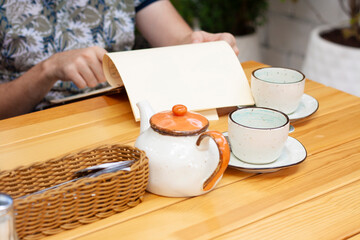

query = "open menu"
[102,41,254,121]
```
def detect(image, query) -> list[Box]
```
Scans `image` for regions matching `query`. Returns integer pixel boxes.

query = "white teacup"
[251,67,306,114]
[228,107,290,164]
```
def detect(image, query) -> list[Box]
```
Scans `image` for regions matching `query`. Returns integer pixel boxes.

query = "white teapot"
[135,101,230,197]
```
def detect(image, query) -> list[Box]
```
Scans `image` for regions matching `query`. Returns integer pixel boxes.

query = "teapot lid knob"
[172,104,187,116]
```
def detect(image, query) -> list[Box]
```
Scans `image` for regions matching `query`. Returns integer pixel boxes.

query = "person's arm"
[135,0,239,55]
[0,46,107,119]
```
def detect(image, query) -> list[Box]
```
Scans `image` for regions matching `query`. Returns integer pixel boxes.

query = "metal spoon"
[17,160,135,199]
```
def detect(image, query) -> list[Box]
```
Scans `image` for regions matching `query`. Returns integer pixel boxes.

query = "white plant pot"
[236,31,262,63]
[302,25,360,97]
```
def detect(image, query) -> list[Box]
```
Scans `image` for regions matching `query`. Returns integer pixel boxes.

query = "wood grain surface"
[1,61,359,240]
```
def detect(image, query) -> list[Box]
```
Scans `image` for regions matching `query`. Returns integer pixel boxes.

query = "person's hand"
[44,46,107,88]
[190,31,239,56]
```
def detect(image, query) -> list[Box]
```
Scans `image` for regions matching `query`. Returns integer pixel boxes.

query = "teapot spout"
[137,100,155,134]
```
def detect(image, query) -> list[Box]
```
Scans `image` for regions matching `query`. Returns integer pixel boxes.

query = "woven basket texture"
[0,144,149,240]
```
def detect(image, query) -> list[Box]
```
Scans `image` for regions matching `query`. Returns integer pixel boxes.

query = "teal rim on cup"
[252,67,305,84]
[229,107,289,129]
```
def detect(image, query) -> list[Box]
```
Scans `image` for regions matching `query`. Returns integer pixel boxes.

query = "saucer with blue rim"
[224,132,307,173]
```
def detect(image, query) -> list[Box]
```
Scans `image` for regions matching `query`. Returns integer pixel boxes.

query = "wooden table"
[1,61,360,239]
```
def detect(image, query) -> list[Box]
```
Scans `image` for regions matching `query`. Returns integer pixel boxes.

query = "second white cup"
[251,67,306,114]
[228,107,290,164]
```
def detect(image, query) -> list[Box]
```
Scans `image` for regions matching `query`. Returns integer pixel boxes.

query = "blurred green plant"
[171,0,268,35]
[339,0,360,41]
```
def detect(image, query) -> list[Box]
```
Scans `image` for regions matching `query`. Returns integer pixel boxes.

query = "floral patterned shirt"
[0,0,157,110]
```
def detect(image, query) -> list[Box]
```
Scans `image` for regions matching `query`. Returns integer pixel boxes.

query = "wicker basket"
[0,144,149,240]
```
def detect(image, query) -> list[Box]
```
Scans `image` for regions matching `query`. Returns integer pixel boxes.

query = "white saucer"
[226,135,307,173]
[288,94,319,121]
[238,94,318,121]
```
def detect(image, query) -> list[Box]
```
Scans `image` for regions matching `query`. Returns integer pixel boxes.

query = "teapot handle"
[196,131,230,191]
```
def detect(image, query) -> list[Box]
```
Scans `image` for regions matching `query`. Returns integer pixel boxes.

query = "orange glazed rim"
[150,104,209,136]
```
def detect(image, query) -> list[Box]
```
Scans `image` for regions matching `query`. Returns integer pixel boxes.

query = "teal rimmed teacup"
[228,107,290,164]
[251,67,306,114]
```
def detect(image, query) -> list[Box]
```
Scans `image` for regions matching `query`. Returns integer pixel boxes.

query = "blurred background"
[169,0,360,96]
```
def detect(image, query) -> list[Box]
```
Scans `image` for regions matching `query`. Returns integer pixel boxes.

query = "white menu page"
[103,41,254,121]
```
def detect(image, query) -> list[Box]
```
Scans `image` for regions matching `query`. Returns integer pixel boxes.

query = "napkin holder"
[0,144,149,240]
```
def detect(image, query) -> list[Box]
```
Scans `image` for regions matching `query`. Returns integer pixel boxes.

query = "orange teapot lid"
[150,104,209,136]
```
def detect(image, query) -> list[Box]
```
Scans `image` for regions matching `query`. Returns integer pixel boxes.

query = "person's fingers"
[79,46,107,85]
[78,51,106,86]
[51,46,107,88]
[190,31,205,43]
[233,45,240,56]
[94,46,108,61]
[75,59,99,87]
[213,32,239,55]
[64,65,87,89]
[192,31,222,42]
[89,63,106,84]
[222,34,239,56]
[90,46,107,83]
[191,31,239,55]
[218,32,235,45]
